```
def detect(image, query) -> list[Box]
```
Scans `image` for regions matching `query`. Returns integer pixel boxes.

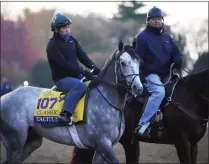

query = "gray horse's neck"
[95,53,127,109]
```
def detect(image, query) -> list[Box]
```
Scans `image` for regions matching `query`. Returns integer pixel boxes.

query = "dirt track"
[1,128,208,163]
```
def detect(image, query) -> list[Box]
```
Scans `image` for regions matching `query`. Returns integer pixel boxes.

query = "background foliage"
[1,1,208,88]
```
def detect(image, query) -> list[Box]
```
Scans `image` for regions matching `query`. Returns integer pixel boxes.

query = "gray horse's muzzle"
[132,83,143,96]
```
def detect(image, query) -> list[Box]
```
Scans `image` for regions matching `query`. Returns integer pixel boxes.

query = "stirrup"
[58,113,73,125]
[134,125,142,133]
[68,118,73,126]
[135,125,151,139]
[135,122,150,134]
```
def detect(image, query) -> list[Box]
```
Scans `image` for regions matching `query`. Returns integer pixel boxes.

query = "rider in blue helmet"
[134,6,184,137]
[46,12,100,124]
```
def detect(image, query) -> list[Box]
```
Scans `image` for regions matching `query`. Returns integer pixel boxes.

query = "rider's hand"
[92,66,101,75]
[82,69,94,80]
[172,67,182,79]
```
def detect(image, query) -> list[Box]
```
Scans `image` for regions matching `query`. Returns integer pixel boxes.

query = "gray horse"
[0,40,143,164]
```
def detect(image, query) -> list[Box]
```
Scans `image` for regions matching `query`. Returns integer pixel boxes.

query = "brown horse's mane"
[180,68,209,94]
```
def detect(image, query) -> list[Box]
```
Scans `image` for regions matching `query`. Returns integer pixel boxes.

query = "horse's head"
[114,40,144,96]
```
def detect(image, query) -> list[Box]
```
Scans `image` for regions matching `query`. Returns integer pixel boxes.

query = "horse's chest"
[111,114,125,143]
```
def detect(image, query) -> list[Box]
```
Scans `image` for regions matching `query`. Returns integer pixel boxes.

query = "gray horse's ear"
[118,40,123,52]
[132,38,136,49]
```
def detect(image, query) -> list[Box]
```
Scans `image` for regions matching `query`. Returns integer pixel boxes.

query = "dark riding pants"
[54,77,86,113]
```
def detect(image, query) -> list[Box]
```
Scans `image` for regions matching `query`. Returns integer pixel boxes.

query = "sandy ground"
[1,129,208,163]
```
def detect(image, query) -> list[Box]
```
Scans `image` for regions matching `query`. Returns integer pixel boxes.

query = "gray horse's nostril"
[133,85,137,91]
[139,87,143,94]
[133,85,143,95]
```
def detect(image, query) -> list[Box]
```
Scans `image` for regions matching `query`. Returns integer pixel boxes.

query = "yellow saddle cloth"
[34,81,90,124]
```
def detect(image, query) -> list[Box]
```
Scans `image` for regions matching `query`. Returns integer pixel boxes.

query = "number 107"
[37,98,58,109]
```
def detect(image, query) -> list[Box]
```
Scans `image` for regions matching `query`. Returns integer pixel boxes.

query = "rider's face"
[59,25,71,35]
[148,17,163,28]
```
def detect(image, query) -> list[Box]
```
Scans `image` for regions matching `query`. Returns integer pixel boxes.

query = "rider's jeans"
[54,77,86,113]
[138,74,165,133]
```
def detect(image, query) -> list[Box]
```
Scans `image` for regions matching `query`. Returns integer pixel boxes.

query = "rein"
[145,63,175,86]
[89,49,141,112]
[166,67,208,124]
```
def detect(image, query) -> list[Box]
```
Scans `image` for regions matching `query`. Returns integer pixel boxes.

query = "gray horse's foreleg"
[92,151,105,164]
[20,128,43,162]
[92,137,119,164]
[4,135,26,164]
[20,137,43,161]
[2,128,28,164]
[2,137,12,164]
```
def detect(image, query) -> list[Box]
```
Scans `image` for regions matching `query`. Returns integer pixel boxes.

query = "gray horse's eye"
[121,61,126,67]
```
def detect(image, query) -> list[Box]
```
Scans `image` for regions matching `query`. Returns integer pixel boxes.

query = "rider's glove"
[91,65,101,75]
[82,69,94,80]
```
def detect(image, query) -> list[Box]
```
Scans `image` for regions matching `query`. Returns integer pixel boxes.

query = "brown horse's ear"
[118,40,123,52]
[132,38,136,49]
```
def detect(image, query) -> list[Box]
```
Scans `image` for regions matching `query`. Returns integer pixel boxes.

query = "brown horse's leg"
[190,142,198,164]
[190,125,207,164]
[120,138,140,164]
[174,133,192,164]
[70,147,95,164]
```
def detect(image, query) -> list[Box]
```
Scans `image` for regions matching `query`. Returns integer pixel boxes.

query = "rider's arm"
[134,35,147,59]
[169,36,184,68]
[74,40,95,69]
[47,44,83,74]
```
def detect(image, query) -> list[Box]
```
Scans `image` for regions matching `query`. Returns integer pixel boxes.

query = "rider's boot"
[58,110,73,125]
[135,122,151,139]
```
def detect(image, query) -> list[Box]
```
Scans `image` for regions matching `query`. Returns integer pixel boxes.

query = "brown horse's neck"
[182,69,209,97]
[180,69,209,118]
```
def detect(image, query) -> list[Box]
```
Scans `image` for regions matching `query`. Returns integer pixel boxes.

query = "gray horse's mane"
[97,49,118,80]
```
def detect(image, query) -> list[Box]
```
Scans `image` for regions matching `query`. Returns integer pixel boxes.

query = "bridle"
[115,49,142,91]
[92,48,142,112]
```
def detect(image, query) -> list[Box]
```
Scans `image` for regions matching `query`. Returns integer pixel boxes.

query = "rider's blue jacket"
[46,33,95,81]
[135,25,184,79]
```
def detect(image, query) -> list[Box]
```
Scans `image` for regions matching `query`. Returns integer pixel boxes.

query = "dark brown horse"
[70,68,209,164]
